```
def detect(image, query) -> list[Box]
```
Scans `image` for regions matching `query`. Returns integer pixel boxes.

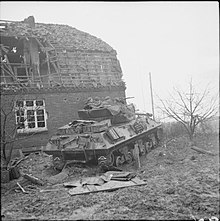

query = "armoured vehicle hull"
[44,99,163,168]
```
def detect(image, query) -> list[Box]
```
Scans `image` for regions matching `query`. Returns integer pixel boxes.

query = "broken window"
[15,99,47,133]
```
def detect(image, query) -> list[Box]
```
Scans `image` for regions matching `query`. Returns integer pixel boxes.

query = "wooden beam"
[0,64,7,83]
[191,146,217,156]
[45,50,51,85]
[1,65,16,79]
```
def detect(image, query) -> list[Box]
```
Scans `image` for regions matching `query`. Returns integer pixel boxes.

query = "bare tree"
[1,94,26,165]
[157,80,218,141]
[1,93,42,166]
[1,95,17,163]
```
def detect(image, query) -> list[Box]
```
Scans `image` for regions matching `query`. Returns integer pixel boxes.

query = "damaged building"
[0,16,126,149]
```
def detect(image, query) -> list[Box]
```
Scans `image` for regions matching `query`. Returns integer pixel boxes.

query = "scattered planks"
[11,156,28,167]
[23,174,44,186]
[191,146,217,156]
[16,182,27,193]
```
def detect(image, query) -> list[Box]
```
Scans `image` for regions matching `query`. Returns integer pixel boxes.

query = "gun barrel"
[125,97,134,100]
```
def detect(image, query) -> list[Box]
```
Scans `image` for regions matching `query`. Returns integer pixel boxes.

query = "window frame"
[15,99,48,134]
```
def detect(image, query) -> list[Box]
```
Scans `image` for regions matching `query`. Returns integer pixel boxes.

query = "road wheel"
[146,140,153,151]
[140,146,147,156]
[144,142,149,154]
[115,156,123,167]
[126,152,133,164]
[108,152,114,166]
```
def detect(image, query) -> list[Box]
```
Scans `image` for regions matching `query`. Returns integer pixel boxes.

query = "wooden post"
[133,143,141,169]
[45,50,51,85]
[149,72,155,120]
[18,149,24,158]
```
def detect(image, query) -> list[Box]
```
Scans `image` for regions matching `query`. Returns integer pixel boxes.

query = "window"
[15,99,47,133]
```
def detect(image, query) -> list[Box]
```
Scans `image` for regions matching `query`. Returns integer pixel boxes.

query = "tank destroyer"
[44,97,163,169]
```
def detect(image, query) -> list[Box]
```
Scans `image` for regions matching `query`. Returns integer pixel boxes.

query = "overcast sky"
[0,1,219,117]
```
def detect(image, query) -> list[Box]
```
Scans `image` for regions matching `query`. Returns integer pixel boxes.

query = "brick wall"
[1,88,126,149]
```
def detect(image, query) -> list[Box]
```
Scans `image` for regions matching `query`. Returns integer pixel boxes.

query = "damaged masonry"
[0,16,126,149]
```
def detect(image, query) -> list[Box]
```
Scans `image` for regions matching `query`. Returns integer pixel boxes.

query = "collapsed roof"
[0,16,124,92]
[0,16,115,53]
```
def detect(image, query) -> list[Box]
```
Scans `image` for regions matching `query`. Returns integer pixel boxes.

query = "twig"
[39,188,62,193]
[12,156,28,167]
[16,182,27,193]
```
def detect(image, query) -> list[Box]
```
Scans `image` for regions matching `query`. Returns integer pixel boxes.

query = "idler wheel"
[53,156,65,171]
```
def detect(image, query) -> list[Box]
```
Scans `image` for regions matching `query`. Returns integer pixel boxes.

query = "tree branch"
[158,79,217,140]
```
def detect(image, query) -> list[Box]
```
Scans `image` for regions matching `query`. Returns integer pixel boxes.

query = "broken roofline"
[1,17,122,90]
[0,17,117,54]
[1,36,122,88]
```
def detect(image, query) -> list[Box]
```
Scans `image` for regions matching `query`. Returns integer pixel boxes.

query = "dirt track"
[1,134,219,220]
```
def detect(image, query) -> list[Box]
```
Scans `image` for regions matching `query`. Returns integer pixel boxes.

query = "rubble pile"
[17,152,56,180]
[16,152,97,185]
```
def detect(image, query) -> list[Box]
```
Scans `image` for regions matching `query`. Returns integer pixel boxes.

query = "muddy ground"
[1,134,219,220]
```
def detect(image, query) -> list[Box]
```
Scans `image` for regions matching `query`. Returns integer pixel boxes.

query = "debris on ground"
[17,152,55,180]
[191,145,217,156]
[63,171,144,196]
[16,182,27,194]
[1,134,219,220]
[23,174,45,186]
[46,169,69,185]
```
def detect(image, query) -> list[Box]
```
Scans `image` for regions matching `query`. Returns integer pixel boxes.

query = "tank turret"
[78,97,136,124]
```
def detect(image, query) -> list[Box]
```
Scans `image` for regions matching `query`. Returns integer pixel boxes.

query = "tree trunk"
[188,125,196,141]
[6,143,14,165]
[2,143,7,160]
[188,131,194,141]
